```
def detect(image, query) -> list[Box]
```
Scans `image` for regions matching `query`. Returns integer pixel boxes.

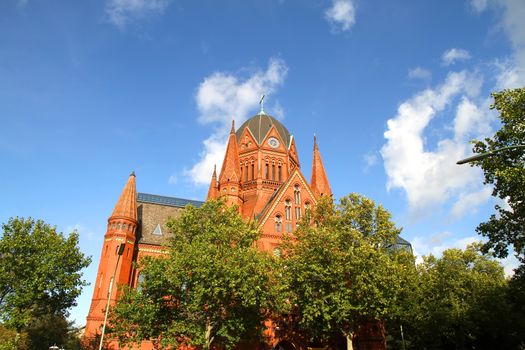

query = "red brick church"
[84,110,386,349]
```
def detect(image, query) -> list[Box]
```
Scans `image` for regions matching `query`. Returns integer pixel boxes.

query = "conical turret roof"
[311,136,331,197]
[219,121,241,184]
[110,172,138,222]
[207,165,219,200]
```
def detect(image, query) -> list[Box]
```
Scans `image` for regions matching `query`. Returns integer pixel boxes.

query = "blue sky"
[1,0,524,326]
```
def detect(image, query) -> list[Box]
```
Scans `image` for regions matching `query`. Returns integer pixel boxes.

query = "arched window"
[275,215,282,233]
[251,162,255,180]
[265,162,269,179]
[245,163,249,182]
[285,200,292,221]
[272,162,276,181]
[295,206,302,221]
[294,185,301,204]
[278,164,282,182]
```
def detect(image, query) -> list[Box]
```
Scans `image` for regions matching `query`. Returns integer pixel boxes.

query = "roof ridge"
[137,192,204,208]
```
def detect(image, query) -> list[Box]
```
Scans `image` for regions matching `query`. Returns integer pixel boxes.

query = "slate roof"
[236,114,291,147]
[137,193,204,208]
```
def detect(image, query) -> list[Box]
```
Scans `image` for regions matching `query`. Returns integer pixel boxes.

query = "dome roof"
[235,113,291,147]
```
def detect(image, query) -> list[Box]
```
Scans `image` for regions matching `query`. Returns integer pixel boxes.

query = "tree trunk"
[346,333,354,350]
[205,321,215,350]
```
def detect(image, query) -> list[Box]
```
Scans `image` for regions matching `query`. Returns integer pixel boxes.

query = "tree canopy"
[471,87,525,261]
[279,194,414,345]
[109,200,276,349]
[0,217,91,332]
[395,243,518,349]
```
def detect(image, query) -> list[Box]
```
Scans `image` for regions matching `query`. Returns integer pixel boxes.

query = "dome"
[235,113,291,147]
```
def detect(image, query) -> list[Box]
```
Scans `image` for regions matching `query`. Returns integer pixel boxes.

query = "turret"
[310,135,331,198]
[218,120,243,209]
[85,172,138,340]
[207,165,219,200]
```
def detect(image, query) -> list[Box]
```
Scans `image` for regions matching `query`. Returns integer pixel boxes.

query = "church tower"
[209,108,331,252]
[85,173,138,338]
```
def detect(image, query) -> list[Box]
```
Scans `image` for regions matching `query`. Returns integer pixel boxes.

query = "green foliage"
[0,217,91,332]
[109,200,276,349]
[471,87,525,261]
[397,244,517,349]
[279,194,413,343]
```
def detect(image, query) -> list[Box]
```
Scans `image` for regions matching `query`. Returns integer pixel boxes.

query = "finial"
[259,94,266,115]
[130,171,136,177]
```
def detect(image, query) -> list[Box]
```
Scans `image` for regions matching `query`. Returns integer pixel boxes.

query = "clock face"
[267,137,280,148]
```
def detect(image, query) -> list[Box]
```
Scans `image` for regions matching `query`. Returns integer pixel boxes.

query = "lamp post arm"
[99,244,125,350]
[456,145,525,165]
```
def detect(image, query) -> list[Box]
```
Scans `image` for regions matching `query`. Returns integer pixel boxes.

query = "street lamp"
[99,243,126,350]
[456,145,525,164]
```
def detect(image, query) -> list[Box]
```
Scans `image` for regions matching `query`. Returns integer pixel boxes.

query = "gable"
[257,168,317,230]
[260,125,288,154]
[238,127,258,154]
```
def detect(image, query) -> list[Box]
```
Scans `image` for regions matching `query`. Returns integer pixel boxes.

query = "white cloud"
[106,0,170,29]
[412,232,519,276]
[469,0,488,12]
[411,234,480,264]
[495,0,525,88]
[451,187,492,218]
[184,58,288,186]
[381,71,494,216]
[453,96,493,141]
[408,67,432,81]
[363,152,378,170]
[441,48,472,66]
[325,0,356,32]
[168,174,178,185]
[17,0,28,7]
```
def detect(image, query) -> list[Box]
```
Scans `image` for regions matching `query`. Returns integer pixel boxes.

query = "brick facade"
[84,112,385,350]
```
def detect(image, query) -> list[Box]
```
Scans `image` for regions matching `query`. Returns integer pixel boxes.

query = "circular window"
[267,137,280,148]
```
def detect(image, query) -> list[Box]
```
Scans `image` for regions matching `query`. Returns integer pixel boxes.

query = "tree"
[400,244,514,350]
[109,200,276,349]
[471,87,525,261]
[279,194,414,346]
[0,217,91,338]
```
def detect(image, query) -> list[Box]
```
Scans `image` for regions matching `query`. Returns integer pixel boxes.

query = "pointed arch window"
[278,164,282,182]
[285,199,292,221]
[265,162,269,180]
[275,215,282,233]
[251,162,255,180]
[295,206,302,221]
[294,185,301,204]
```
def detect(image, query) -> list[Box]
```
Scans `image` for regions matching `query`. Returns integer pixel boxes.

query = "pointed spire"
[219,123,241,184]
[311,135,331,198]
[110,172,138,222]
[207,165,219,200]
[258,94,266,115]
